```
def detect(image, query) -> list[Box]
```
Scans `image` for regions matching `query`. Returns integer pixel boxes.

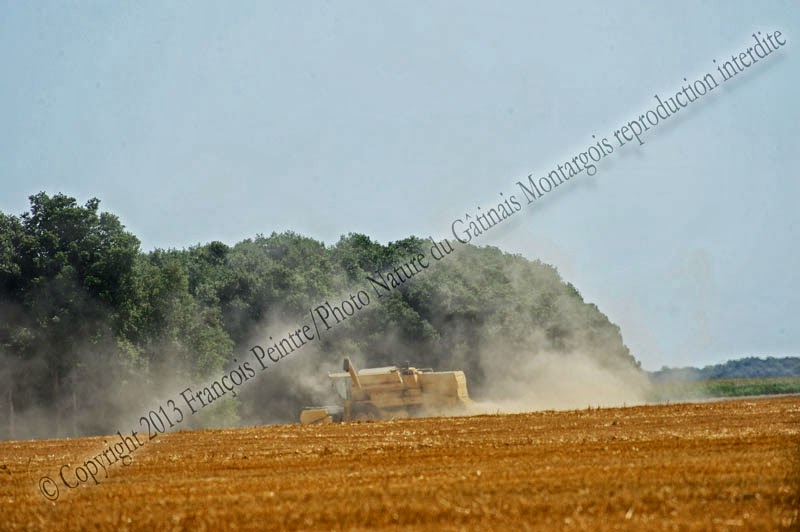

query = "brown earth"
[1,396,798,531]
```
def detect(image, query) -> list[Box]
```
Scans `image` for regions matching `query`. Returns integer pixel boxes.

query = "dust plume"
[472,351,651,414]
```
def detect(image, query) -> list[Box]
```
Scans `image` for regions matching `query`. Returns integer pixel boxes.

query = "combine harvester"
[300,357,472,424]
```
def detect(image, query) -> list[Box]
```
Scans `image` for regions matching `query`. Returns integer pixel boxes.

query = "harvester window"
[333,378,350,401]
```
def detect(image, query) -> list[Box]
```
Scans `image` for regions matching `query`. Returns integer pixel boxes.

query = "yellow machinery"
[300,357,472,424]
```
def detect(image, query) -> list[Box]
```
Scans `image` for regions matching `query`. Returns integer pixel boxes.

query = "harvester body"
[299,357,471,424]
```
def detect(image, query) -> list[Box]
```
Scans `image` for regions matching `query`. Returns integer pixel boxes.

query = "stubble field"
[1,395,798,531]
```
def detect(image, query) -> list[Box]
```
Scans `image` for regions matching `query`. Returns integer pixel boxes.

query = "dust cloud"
[472,351,652,414]
[1,247,657,439]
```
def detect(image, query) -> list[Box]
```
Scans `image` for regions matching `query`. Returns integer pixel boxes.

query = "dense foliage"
[0,193,639,439]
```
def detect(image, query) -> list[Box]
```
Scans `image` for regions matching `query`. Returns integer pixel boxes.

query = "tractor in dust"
[299,357,472,424]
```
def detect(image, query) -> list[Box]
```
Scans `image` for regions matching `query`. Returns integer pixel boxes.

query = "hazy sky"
[1,2,798,371]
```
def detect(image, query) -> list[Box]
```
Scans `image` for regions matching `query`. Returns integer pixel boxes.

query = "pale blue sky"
[1,2,798,370]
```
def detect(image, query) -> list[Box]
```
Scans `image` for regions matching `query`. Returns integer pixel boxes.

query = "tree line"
[0,193,640,439]
[651,356,800,382]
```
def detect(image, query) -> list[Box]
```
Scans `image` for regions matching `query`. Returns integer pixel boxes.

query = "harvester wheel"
[352,405,380,421]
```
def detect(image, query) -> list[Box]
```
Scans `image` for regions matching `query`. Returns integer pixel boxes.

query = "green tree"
[0,193,140,437]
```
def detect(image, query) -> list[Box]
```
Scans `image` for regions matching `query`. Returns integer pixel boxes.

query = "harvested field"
[1,396,798,531]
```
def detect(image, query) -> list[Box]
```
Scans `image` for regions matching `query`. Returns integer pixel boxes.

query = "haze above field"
[1,2,798,371]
